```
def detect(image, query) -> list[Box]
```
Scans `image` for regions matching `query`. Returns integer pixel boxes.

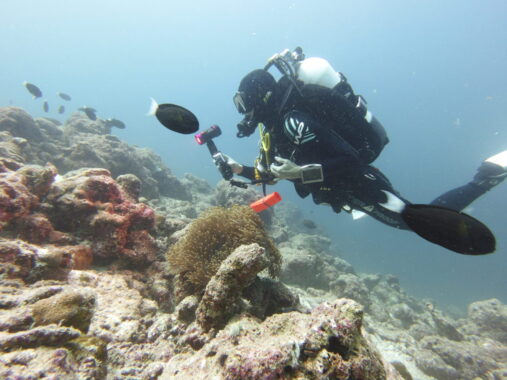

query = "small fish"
[57,92,72,101]
[302,219,316,229]
[104,118,126,129]
[23,81,42,99]
[147,97,199,134]
[58,105,65,114]
[79,106,97,120]
[43,101,49,113]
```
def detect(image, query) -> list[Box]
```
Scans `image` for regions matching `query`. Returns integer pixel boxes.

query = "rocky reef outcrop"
[163,299,386,380]
[1,163,158,273]
[0,107,191,201]
[1,106,506,380]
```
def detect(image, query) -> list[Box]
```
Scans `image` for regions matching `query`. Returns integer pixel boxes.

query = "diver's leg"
[345,166,412,230]
[431,150,507,211]
[345,166,496,254]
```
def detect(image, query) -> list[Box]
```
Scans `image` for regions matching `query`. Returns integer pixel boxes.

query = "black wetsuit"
[238,82,496,230]
[239,109,413,229]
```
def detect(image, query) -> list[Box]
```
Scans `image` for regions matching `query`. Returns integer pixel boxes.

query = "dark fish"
[302,219,316,229]
[147,98,199,134]
[58,105,65,114]
[23,81,42,99]
[43,101,49,113]
[57,92,72,101]
[104,118,126,129]
[79,106,97,121]
[401,204,496,255]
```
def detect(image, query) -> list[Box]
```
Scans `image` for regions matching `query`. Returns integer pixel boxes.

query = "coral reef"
[0,325,81,351]
[0,270,170,379]
[0,161,158,269]
[0,106,192,200]
[0,239,85,283]
[466,298,507,344]
[31,289,95,333]
[0,106,43,141]
[196,243,269,331]
[1,106,506,380]
[162,299,387,380]
[45,167,157,266]
[280,232,354,291]
[0,131,26,164]
[167,205,281,301]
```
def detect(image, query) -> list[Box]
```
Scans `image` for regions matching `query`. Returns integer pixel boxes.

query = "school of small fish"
[22,81,126,129]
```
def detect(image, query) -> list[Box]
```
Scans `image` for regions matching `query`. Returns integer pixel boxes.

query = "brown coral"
[167,205,281,299]
[31,290,95,333]
[196,243,269,332]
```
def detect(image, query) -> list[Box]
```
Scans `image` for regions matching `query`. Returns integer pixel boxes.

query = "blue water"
[2,0,506,311]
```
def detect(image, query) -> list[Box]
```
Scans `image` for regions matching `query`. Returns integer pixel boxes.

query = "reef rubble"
[0,106,506,379]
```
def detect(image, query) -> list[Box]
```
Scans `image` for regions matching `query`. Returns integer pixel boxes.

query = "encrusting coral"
[31,289,95,333]
[196,243,269,332]
[167,205,281,300]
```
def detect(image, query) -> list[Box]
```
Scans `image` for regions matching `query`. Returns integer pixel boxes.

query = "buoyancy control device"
[265,47,389,163]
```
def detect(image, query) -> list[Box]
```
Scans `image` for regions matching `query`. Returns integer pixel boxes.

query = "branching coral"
[167,205,281,298]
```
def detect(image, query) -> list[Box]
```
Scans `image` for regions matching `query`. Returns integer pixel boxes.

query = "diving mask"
[233,91,248,114]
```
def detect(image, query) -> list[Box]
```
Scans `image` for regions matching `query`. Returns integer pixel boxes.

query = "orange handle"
[250,192,282,213]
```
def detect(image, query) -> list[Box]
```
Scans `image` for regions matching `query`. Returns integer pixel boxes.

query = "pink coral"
[47,168,157,266]
[0,171,38,229]
[0,163,157,276]
[0,164,71,246]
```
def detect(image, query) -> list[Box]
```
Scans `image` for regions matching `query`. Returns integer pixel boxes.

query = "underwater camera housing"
[195,125,233,180]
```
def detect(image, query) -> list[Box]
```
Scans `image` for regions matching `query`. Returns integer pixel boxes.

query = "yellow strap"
[254,159,262,181]
[258,124,271,167]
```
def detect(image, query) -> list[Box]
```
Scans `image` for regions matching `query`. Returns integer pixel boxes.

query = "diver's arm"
[237,165,256,180]
[220,153,258,180]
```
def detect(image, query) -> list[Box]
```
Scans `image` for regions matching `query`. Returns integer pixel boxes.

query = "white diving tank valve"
[295,57,343,89]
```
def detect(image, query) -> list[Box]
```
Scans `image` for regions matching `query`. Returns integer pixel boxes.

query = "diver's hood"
[234,69,278,138]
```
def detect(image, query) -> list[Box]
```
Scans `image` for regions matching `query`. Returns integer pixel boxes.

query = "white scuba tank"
[293,54,389,164]
[295,57,343,89]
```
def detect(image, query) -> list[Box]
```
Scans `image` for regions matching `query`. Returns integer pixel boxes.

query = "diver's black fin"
[401,204,496,255]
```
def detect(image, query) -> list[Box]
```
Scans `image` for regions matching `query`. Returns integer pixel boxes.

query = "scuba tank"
[296,57,343,89]
[265,48,389,164]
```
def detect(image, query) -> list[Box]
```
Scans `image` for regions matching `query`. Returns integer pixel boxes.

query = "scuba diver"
[219,47,507,254]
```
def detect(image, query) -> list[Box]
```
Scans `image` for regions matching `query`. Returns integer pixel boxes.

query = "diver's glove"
[270,156,324,183]
[219,153,243,174]
[270,156,303,180]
